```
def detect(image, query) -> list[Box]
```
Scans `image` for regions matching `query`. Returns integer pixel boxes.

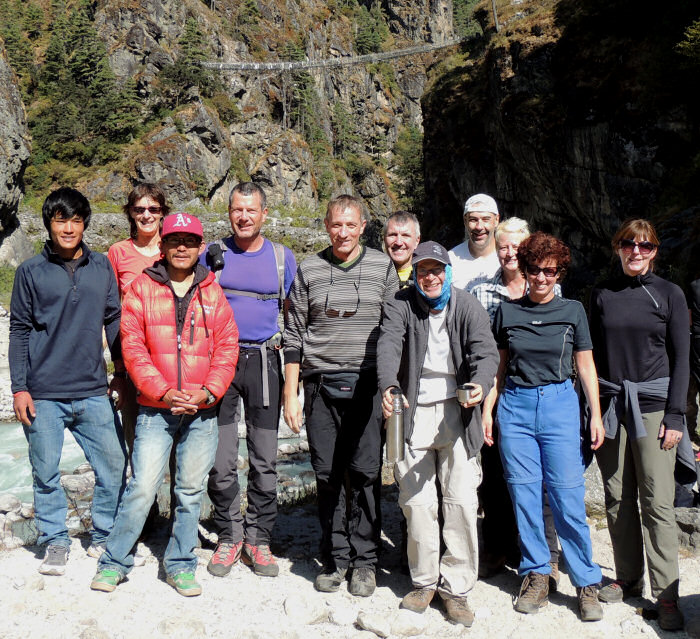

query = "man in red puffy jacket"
[90,213,239,597]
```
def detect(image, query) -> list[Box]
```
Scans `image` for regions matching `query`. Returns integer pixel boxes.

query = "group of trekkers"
[9,183,698,631]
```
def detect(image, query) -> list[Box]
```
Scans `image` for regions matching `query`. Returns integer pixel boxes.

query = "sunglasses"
[132,206,162,215]
[619,239,657,255]
[162,235,201,248]
[415,265,445,278]
[325,264,361,318]
[525,264,560,279]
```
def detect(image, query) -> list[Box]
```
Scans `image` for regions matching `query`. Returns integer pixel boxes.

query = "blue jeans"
[24,396,127,547]
[99,407,218,576]
[497,379,601,587]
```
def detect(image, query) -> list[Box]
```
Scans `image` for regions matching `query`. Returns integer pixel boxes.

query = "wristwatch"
[203,387,217,405]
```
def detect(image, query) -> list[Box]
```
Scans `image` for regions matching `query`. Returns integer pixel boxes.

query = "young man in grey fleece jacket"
[376,241,499,627]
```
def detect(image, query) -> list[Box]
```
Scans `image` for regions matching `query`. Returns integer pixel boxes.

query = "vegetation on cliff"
[0,0,436,214]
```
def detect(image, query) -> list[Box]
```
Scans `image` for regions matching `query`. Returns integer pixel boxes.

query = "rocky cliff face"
[422,1,700,290]
[72,0,447,225]
[0,46,32,267]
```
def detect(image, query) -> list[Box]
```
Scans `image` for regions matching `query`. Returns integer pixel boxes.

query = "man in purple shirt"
[202,182,296,578]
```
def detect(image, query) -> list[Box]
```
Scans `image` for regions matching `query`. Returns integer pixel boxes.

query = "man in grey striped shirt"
[283,195,399,597]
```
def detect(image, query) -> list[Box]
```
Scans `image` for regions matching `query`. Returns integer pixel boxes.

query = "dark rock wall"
[422,0,700,293]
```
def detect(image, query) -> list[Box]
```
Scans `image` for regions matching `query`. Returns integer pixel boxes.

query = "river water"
[1,422,87,502]
[0,421,312,504]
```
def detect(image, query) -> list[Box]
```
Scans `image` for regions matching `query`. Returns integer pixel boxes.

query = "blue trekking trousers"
[497,378,601,587]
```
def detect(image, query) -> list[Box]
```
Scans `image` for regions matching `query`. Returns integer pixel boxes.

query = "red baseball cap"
[162,213,204,239]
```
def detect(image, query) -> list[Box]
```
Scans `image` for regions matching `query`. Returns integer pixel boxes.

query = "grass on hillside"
[0,265,16,311]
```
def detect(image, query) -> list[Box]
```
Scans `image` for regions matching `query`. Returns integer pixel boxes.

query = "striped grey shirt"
[284,246,399,375]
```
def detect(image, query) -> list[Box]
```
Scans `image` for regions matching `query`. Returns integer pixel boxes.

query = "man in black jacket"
[377,241,499,627]
[10,187,128,577]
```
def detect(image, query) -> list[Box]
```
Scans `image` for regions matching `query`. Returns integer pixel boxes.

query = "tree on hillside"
[1,21,34,75]
[39,22,69,96]
[159,17,220,106]
[23,2,44,39]
[104,77,142,142]
[355,3,389,55]
[453,0,481,38]
[393,125,425,212]
[331,102,361,158]
[677,19,700,64]
[68,5,109,88]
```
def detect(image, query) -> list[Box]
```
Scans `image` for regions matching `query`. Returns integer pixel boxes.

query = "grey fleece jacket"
[376,285,499,458]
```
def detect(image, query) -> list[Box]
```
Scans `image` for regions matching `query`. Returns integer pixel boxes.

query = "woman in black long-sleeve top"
[590,218,690,632]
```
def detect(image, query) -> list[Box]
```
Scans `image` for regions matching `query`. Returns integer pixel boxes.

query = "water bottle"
[386,387,405,462]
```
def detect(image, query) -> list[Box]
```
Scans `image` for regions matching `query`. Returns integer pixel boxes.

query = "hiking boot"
[86,544,105,559]
[166,572,202,597]
[515,572,549,614]
[348,566,376,597]
[577,585,603,621]
[314,565,348,592]
[401,587,436,613]
[207,541,243,577]
[548,561,560,592]
[442,595,475,627]
[242,543,279,577]
[597,577,644,603]
[39,544,69,576]
[657,598,684,631]
[90,569,123,592]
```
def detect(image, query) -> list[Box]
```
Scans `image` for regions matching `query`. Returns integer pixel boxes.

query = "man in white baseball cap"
[448,193,500,291]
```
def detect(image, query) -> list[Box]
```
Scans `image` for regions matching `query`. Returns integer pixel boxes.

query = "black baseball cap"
[411,241,451,266]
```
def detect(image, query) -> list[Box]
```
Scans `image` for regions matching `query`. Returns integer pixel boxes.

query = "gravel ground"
[3,488,700,639]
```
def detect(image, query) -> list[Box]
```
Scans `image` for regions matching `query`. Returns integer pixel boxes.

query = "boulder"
[283,592,329,625]
[0,494,21,514]
[390,609,427,636]
[356,611,390,638]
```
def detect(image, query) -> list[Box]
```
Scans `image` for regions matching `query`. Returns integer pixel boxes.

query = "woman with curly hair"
[482,231,605,622]
[590,219,689,631]
[472,218,562,584]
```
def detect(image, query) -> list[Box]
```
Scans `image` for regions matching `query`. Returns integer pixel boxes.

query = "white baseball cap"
[464,193,499,216]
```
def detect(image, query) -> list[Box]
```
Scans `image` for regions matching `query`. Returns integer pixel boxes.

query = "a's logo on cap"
[174,213,191,227]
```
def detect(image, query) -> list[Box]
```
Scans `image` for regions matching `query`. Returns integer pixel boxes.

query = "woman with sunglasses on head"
[589,219,690,631]
[482,231,605,622]
[107,184,170,459]
[108,184,169,296]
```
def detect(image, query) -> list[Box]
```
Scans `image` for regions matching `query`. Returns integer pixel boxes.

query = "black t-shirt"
[493,295,592,387]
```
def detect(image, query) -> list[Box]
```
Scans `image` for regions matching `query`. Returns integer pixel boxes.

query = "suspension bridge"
[201,38,465,72]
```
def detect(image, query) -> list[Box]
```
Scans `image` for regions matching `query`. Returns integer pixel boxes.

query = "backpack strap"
[272,241,286,309]
[209,239,228,284]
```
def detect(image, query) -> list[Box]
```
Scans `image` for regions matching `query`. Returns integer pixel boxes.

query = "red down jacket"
[121,261,239,409]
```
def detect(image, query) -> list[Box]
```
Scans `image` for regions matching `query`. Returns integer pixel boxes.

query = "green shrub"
[0,265,16,311]
[207,93,242,126]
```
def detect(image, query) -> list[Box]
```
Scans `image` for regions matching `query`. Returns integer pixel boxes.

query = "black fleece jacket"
[589,271,689,431]
[9,241,122,399]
